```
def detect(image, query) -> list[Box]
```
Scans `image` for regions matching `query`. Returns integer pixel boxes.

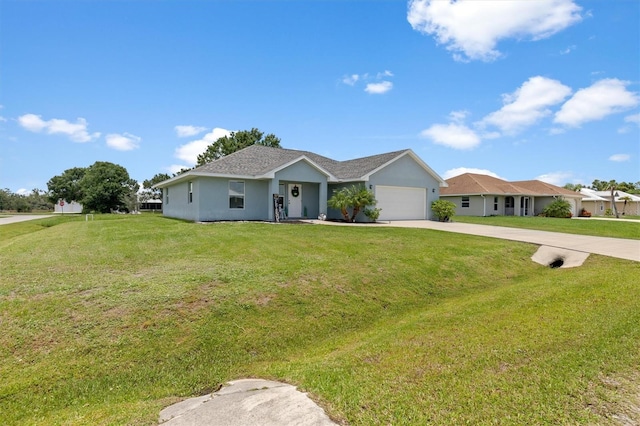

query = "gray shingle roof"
[191,145,411,181]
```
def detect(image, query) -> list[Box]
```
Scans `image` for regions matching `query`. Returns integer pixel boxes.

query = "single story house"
[153,145,447,222]
[440,173,584,217]
[579,188,640,216]
[138,198,163,212]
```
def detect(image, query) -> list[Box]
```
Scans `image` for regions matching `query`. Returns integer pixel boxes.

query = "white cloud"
[625,113,640,125]
[105,133,141,151]
[174,127,232,165]
[481,76,572,134]
[342,74,360,86]
[554,79,639,127]
[449,110,470,124]
[365,81,393,94]
[535,171,573,186]
[15,188,29,196]
[443,167,502,180]
[609,154,630,162]
[342,71,394,94]
[559,45,576,55]
[407,0,583,61]
[420,123,480,150]
[17,113,100,142]
[618,113,640,133]
[175,125,208,138]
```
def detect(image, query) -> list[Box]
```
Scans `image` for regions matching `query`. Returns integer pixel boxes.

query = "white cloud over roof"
[407,0,583,61]
[420,123,480,150]
[174,127,232,165]
[481,76,572,135]
[554,79,639,127]
[442,167,502,180]
[535,171,573,186]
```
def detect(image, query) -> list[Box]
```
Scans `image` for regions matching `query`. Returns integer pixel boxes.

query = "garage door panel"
[376,186,426,221]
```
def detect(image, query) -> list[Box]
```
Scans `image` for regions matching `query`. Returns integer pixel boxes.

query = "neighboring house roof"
[154,145,447,188]
[441,173,583,198]
[580,188,640,202]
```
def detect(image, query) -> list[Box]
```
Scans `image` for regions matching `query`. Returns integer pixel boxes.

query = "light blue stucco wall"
[162,178,270,221]
[368,155,442,220]
[162,180,197,221]
[196,178,269,221]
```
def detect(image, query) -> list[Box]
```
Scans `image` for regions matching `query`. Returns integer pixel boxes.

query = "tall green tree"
[47,167,87,204]
[141,173,171,202]
[563,183,583,192]
[196,128,281,166]
[79,162,137,213]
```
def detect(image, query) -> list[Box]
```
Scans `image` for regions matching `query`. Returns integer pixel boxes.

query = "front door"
[288,183,302,217]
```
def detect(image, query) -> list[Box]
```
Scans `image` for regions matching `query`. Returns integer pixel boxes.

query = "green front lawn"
[452,215,640,239]
[1,215,638,425]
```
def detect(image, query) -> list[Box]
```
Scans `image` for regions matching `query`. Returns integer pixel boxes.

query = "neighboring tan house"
[153,145,447,222]
[579,188,640,216]
[440,173,584,217]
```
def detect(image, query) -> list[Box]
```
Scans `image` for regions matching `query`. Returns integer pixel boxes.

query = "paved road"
[309,219,640,262]
[0,215,55,225]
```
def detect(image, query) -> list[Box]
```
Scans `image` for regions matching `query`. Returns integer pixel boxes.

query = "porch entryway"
[287,183,303,217]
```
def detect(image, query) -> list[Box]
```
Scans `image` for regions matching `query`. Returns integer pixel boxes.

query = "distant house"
[579,188,640,216]
[53,200,83,214]
[440,173,583,217]
[138,198,163,212]
[153,145,447,222]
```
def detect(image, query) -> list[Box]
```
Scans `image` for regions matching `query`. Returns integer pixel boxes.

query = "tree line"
[564,180,640,194]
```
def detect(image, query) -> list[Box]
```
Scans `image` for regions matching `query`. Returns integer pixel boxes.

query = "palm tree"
[349,186,377,222]
[327,187,352,222]
[620,196,632,216]
[327,185,377,222]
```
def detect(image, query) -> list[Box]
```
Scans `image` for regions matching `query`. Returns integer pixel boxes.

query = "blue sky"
[1,0,638,195]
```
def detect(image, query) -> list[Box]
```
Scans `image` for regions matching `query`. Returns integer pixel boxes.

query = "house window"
[505,197,514,208]
[462,196,470,208]
[229,181,245,209]
[188,182,193,203]
[165,188,169,205]
[494,197,498,211]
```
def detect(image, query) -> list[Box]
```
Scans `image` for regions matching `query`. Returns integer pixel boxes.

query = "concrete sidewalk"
[159,379,337,426]
[308,219,640,262]
[0,215,55,225]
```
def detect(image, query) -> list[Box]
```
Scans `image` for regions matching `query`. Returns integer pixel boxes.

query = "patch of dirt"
[586,371,640,425]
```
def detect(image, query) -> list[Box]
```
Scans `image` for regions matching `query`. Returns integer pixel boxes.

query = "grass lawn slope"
[1,215,638,425]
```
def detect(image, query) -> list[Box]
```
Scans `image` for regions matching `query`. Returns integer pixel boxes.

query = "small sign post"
[60,200,65,215]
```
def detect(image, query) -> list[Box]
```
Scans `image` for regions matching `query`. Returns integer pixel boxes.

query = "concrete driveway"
[308,219,640,262]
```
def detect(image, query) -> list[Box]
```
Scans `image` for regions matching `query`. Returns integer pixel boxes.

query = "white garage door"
[375,185,427,221]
